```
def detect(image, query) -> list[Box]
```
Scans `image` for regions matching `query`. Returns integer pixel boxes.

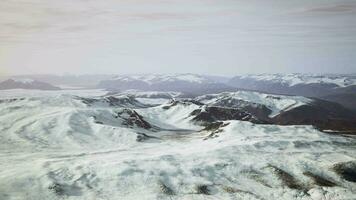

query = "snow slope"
[236,74,356,88]
[196,91,312,117]
[0,89,355,200]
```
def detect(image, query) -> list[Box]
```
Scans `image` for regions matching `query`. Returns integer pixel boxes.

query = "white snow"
[139,101,202,130]
[119,90,182,98]
[197,91,312,117]
[136,98,170,105]
[11,78,35,84]
[0,88,107,98]
[238,74,356,87]
[0,89,355,200]
[112,74,212,84]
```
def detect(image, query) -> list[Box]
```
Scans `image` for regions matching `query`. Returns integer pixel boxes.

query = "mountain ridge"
[0,79,61,90]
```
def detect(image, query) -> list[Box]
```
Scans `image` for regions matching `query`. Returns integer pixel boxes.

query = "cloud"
[0,0,356,75]
[292,3,356,15]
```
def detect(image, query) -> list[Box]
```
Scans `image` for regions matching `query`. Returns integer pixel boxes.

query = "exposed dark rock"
[191,106,264,124]
[227,74,356,111]
[201,122,228,132]
[189,109,202,116]
[200,122,230,140]
[79,97,99,105]
[49,183,65,196]
[117,109,153,129]
[162,101,178,110]
[222,186,239,193]
[136,132,159,142]
[322,93,356,111]
[91,116,103,124]
[268,165,304,190]
[79,95,146,108]
[332,161,356,182]
[241,169,272,188]
[158,181,175,195]
[193,92,356,134]
[271,100,356,134]
[201,97,272,121]
[240,104,272,121]
[105,96,138,107]
[266,95,281,100]
[222,187,265,199]
[303,171,336,187]
[0,98,25,104]
[48,183,82,196]
[195,184,211,195]
[162,99,204,110]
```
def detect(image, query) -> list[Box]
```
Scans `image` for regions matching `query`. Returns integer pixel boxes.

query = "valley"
[0,89,355,200]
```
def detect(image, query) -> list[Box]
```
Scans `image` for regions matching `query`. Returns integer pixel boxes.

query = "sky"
[0,0,356,76]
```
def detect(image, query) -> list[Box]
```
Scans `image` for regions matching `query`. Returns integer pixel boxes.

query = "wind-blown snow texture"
[0,89,355,200]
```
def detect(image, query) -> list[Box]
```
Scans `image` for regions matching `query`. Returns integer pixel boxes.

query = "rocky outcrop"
[116,109,153,129]
[191,106,264,124]
[162,99,204,110]
[271,99,356,134]
[227,74,356,110]
[190,97,356,134]
[332,161,356,183]
[79,95,148,108]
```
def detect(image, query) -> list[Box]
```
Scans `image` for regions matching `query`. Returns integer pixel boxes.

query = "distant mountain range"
[0,79,60,90]
[97,74,236,96]
[227,74,356,96]
[2,73,355,110]
[227,74,356,110]
[1,78,356,199]
[0,74,113,88]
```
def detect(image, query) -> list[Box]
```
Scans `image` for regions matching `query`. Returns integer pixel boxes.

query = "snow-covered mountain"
[230,74,356,88]
[1,89,356,199]
[196,91,312,118]
[228,74,356,110]
[98,74,235,95]
[194,91,356,132]
[113,74,210,84]
[0,74,113,88]
[0,79,61,90]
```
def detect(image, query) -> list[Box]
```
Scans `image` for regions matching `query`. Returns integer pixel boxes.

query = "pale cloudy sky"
[0,0,356,76]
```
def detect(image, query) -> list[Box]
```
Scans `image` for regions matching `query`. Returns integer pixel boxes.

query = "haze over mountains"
[1,73,356,199]
[1,0,355,198]
[0,79,60,90]
[2,73,355,110]
[97,74,236,96]
[227,74,356,111]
